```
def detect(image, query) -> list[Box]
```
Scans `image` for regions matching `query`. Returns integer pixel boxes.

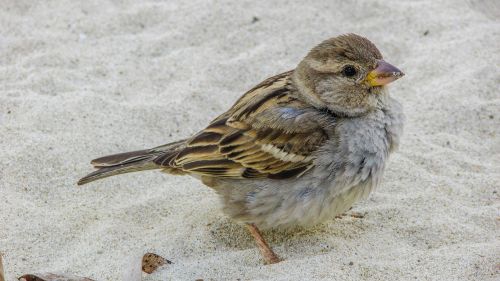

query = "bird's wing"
[154,71,332,179]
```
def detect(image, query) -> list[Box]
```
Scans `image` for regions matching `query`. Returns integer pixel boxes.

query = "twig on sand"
[0,253,5,281]
[18,273,95,281]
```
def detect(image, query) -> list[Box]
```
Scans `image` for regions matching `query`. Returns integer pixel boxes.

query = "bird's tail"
[77,140,185,185]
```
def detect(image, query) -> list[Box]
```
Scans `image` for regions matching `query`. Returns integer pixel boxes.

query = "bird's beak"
[365,60,404,87]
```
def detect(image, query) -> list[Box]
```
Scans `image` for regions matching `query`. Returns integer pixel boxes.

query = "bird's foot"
[246,223,281,264]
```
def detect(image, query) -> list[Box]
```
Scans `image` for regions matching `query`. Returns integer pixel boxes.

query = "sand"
[1,0,499,280]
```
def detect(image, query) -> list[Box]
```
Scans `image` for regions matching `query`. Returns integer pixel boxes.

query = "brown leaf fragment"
[0,254,5,281]
[141,253,170,274]
[18,273,96,281]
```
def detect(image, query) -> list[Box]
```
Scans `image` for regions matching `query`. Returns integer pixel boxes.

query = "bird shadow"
[205,215,369,251]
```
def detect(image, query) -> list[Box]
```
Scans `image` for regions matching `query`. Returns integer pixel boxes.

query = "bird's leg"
[246,223,281,264]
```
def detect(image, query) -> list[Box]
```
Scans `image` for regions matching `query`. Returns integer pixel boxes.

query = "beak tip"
[395,71,405,78]
[366,60,405,86]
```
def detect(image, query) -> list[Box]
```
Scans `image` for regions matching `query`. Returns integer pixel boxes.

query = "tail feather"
[77,159,158,185]
[78,140,186,185]
[90,149,151,167]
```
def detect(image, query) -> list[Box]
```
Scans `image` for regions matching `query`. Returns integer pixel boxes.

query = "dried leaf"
[18,273,95,281]
[141,253,170,274]
[0,254,5,281]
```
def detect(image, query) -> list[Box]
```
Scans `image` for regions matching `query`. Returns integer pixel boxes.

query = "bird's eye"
[342,65,357,77]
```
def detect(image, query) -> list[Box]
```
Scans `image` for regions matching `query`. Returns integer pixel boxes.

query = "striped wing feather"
[154,71,329,179]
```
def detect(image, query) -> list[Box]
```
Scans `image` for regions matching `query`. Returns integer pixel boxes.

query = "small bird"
[78,34,404,264]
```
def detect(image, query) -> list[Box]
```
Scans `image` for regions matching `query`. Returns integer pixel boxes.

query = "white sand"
[1,0,499,280]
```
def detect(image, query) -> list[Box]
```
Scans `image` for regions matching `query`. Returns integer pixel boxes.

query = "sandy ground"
[1,0,499,280]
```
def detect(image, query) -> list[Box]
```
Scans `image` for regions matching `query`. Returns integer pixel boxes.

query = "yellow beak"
[365,60,404,87]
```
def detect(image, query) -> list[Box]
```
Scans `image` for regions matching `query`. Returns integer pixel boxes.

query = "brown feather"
[152,70,332,180]
[188,132,223,146]
[90,149,151,167]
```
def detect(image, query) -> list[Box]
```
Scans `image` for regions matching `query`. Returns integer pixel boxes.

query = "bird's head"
[292,33,404,116]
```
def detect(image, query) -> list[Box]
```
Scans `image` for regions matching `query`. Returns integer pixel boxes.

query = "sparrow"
[78,33,405,264]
